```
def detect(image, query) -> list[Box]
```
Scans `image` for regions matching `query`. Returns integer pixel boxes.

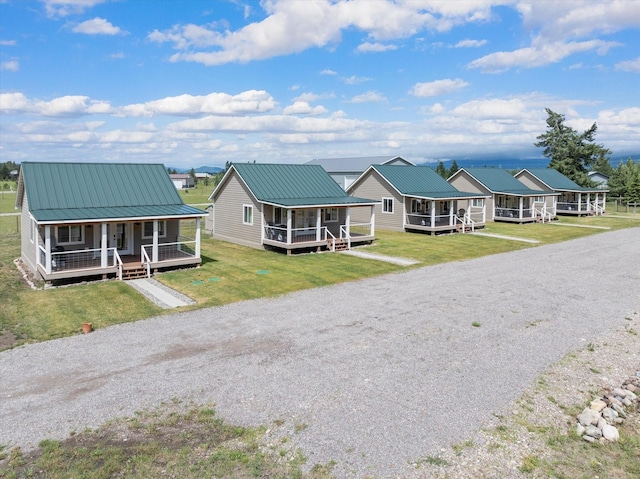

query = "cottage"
[515,168,607,216]
[209,163,378,253]
[305,156,414,190]
[448,168,558,223]
[347,165,489,233]
[16,162,207,283]
[587,171,609,190]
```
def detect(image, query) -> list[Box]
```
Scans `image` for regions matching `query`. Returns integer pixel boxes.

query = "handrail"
[455,214,475,233]
[339,225,352,250]
[113,249,123,280]
[325,228,336,252]
[141,245,151,278]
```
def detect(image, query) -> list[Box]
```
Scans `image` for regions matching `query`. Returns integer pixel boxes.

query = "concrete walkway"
[470,231,540,243]
[340,249,420,266]
[127,278,195,308]
[548,222,611,230]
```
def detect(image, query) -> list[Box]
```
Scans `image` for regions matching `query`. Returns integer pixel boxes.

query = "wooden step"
[121,266,148,280]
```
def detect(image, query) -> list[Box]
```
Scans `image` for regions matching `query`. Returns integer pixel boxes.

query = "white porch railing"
[557,201,589,212]
[495,207,534,219]
[591,201,605,215]
[142,239,198,263]
[264,225,331,244]
[141,246,152,278]
[405,213,453,227]
[455,213,475,232]
[326,229,336,252]
[39,246,121,274]
[347,222,372,238]
[534,207,553,223]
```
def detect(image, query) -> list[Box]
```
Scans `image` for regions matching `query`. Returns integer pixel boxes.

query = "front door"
[108,222,131,255]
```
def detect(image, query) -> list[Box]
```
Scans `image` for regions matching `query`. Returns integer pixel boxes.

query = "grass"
[177,184,214,205]
[0,403,335,479]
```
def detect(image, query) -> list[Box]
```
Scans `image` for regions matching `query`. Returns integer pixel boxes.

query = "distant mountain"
[417,158,549,171]
[172,166,224,174]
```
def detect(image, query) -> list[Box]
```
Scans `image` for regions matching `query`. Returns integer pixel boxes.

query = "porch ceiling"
[265,196,378,207]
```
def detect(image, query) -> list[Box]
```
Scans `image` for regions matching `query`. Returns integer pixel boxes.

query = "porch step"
[334,238,349,251]
[121,265,148,280]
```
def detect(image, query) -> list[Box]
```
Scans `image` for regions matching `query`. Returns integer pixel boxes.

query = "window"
[534,196,545,203]
[142,221,167,239]
[243,205,253,225]
[411,199,421,213]
[324,208,338,222]
[471,198,484,208]
[382,197,394,214]
[56,225,83,245]
[274,207,283,225]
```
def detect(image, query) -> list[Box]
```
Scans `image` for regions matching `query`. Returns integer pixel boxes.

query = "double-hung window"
[142,221,167,239]
[243,205,253,225]
[471,198,484,208]
[382,197,394,214]
[56,225,83,245]
[324,208,338,222]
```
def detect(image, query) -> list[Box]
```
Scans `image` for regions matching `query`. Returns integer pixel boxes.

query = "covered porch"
[261,204,375,253]
[34,217,202,282]
[404,197,487,233]
[556,191,606,216]
[493,194,556,223]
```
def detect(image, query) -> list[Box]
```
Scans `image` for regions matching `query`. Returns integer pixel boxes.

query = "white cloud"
[41,0,106,18]
[348,91,386,103]
[1,60,19,72]
[410,78,469,97]
[454,39,487,48]
[320,69,337,75]
[341,75,370,85]
[147,0,505,66]
[469,40,620,73]
[72,17,124,35]
[615,56,640,73]
[0,93,114,116]
[0,39,17,46]
[283,101,328,115]
[356,42,397,53]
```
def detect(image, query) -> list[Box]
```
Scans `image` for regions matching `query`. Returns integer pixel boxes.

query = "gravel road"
[1,227,639,478]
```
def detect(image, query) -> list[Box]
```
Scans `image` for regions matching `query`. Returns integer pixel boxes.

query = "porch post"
[449,201,454,226]
[519,197,523,218]
[286,209,292,244]
[195,217,201,258]
[316,208,322,241]
[482,200,486,223]
[152,220,159,263]
[101,222,108,268]
[370,205,375,236]
[578,193,582,213]
[430,200,435,226]
[587,192,591,212]
[345,206,351,235]
[602,192,607,213]
[44,225,52,274]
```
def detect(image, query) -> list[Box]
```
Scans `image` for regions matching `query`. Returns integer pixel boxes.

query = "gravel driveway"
[1,227,639,478]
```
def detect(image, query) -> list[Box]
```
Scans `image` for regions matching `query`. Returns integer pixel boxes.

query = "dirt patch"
[0,330,19,350]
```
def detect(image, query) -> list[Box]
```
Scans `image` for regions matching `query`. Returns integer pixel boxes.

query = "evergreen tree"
[436,161,447,178]
[448,159,459,178]
[609,158,640,199]
[534,108,611,187]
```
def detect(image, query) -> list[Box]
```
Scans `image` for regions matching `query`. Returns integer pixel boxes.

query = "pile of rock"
[576,371,639,443]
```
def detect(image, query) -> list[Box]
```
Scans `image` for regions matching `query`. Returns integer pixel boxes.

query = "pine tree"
[436,161,447,178]
[448,159,459,178]
[534,108,611,187]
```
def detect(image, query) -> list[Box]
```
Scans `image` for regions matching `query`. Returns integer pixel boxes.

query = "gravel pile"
[1,227,639,478]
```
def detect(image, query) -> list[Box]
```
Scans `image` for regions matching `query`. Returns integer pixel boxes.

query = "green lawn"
[178,184,214,206]
[1,213,639,349]
[0,189,18,214]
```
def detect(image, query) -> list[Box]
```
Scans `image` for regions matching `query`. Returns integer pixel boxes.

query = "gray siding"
[516,171,547,191]
[21,195,38,275]
[349,171,404,231]
[212,171,263,248]
[449,172,496,220]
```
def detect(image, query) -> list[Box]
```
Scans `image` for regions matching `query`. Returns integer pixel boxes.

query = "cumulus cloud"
[356,42,397,53]
[341,75,370,85]
[1,60,19,72]
[282,101,328,115]
[410,78,469,97]
[41,0,106,18]
[320,69,337,75]
[348,91,386,103]
[0,92,113,116]
[0,39,17,46]
[454,38,487,48]
[147,0,501,66]
[71,17,124,35]
[469,40,620,73]
[615,56,640,73]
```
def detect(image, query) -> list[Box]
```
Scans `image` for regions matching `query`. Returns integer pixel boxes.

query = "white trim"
[243,204,254,225]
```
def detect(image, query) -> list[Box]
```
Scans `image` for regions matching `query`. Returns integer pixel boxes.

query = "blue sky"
[1,0,639,169]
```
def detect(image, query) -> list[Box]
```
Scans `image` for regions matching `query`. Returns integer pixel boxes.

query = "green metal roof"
[19,162,206,222]
[519,168,602,192]
[229,163,377,207]
[461,168,551,196]
[372,165,487,199]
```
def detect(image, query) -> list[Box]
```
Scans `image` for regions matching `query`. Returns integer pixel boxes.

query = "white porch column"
[152,220,159,263]
[195,217,201,258]
[286,209,292,244]
[586,193,591,212]
[316,208,322,241]
[519,197,523,218]
[44,225,52,274]
[602,192,607,212]
[578,193,582,213]
[430,200,436,226]
[482,200,486,223]
[370,205,375,236]
[345,206,351,235]
[449,201,454,226]
[101,222,108,267]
